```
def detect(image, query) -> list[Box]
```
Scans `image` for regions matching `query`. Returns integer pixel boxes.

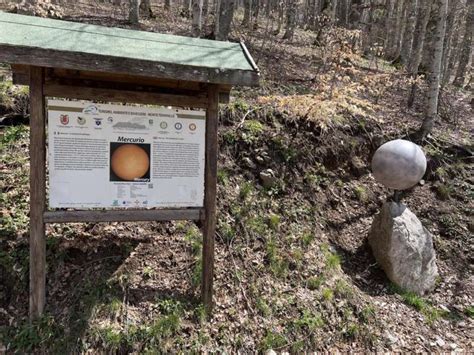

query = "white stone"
[372,139,427,190]
[369,202,438,295]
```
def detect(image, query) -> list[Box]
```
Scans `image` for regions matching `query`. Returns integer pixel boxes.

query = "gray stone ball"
[371,139,427,190]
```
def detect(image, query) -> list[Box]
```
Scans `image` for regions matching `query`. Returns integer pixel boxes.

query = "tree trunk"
[243,0,252,26]
[129,0,140,24]
[253,0,260,28]
[165,0,171,10]
[383,0,396,58]
[274,0,285,34]
[445,23,461,84]
[407,0,432,108]
[331,0,338,22]
[417,0,448,139]
[453,0,474,87]
[283,0,297,39]
[216,0,236,40]
[400,0,418,66]
[440,0,460,86]
[140,0,153,18]
[391,0,406,60]
[192,0,203,36]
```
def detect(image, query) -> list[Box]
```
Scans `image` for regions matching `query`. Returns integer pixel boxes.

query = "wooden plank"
[201,84,219,314]
[44,209,205,223]
[12,67,233,103]
[43,84,209,108]
[29,66,46,320]
[0,45,260,87]
[49,68,205,91]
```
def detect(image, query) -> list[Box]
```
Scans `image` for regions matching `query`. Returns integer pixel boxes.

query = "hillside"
[0,4,473,353]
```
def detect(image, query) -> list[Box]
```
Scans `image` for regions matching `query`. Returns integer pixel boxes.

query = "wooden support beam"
[201,84,219,314]
[29,66,46,320]
[44,209,204,223]
[43,84,209,108]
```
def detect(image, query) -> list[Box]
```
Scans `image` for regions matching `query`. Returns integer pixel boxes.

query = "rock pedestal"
[368,202,438,295]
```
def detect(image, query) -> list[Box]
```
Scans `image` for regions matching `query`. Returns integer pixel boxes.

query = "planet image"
[111,144,150,181]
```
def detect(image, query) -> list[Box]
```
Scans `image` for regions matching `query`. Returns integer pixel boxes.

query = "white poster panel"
[47,100,205,208]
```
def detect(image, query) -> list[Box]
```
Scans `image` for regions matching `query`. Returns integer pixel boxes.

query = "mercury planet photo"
[110,143,150,182]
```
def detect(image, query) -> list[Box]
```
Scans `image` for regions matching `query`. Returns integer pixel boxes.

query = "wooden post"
[201,84,219,314]
[29,66,46,320]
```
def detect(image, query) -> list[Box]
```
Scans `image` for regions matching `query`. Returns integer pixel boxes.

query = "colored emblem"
[60,114,69,125]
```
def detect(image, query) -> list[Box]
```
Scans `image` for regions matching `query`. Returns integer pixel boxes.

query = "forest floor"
[0,2,473,353]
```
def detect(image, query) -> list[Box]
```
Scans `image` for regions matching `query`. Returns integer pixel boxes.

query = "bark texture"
[192,0,203,37]
[129,0,140,24]
[418,0,448,138]
[453,0,474,87]
[216,0,236,40]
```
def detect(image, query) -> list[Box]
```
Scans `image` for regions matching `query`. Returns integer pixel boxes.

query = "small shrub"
[325,252,341,271]
[435,183,452,201]
[243,119,264,135]
[217,169,230,185]
[464,306,474,318]
[335,279,353,298]
[267,213,281,231]
[260,331,287,350]
[353,185,368,202]
[307,275,325,290]
[239,181,254,199]
[322,288,334,301]
[256,297,272,317]
[360,306,376,323]
[293,310,324,331]
[344,323,359,339]
[301,232,315,247]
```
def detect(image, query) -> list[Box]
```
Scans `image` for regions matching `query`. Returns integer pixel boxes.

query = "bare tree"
[165,0,172,10]
[139,0,153,17]
[453,0,474,87]
[418,0,448,138]
[440,0,461,86]
[192,0,203,36]
[400,0,418,65]
[243,0,253,26]
[216,0,236,40]
[129,0,140,24]
[407,0,432,107]
[283,0,297,39]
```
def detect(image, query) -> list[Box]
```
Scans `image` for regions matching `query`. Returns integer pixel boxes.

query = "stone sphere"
[371,139,426,190]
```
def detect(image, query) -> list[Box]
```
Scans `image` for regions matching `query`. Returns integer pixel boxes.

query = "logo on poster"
[83,105,98,115]
[175,122,183,130]
[60,114,69,125]
[77,116,86,125]
[94,118,103,126]
[189,123,197,131]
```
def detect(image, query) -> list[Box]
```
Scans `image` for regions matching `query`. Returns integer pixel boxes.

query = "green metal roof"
[0,12,259,86]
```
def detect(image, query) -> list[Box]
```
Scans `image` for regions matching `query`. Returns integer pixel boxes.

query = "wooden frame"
[26,66,220,320]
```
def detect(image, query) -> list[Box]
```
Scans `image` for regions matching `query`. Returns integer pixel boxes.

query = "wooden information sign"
[0,12,259,319]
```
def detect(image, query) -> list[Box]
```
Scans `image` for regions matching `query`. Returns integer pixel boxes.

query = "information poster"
[47,100,205,208]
